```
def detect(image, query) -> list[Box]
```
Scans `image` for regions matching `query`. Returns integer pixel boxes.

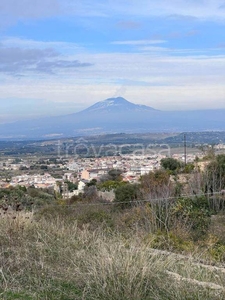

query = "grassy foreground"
[0,207,225,300]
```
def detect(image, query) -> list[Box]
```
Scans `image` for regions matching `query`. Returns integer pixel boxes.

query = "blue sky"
[0,0,225,123]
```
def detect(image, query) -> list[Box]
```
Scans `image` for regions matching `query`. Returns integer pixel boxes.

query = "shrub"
[114,184,141,209]
[161,158,182,172]
[173,196,212,240]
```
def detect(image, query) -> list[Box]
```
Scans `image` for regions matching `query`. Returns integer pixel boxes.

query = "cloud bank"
[0,45,93,75]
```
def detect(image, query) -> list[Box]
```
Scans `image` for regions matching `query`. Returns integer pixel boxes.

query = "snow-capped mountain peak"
[80,97,157,114]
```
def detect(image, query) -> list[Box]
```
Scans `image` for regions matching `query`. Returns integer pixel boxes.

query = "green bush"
[173,196,212,240]
[209,242,225,262]
[98,180,126,191]
[161,158,182,172]
[114,184,141,209]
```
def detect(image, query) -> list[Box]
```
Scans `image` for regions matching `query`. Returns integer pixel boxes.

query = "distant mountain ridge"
[0,97,225,140]
[80,97,158,114]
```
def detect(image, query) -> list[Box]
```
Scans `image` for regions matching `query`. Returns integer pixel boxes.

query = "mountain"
[79,97,157,114]
[0,97,225,140]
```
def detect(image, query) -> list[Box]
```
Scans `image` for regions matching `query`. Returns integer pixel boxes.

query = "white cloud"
[2,37,83,54]
[0,0,60,27]
[111,40,167,45]
[0,49,225,112]
[61,0,225,21]
[1,0,225,26]
[0,0,59,17]
[0,37,225,115]
[0,41,93,76]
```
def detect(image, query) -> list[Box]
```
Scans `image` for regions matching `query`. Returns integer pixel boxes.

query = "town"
[0,143,218,198]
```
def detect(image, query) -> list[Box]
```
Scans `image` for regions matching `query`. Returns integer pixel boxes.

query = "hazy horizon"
[1,96,225,125]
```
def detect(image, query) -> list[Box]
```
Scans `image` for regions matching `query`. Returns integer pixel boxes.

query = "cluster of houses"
[67,154,165,182]
[0,150,210,198]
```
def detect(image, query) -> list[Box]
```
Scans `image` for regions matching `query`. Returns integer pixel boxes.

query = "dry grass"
[0,212,225,299]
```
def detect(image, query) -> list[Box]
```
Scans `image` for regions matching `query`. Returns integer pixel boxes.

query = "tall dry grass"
[0,211,225,299]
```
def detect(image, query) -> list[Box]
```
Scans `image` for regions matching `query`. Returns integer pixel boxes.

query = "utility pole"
[184,134,187,166]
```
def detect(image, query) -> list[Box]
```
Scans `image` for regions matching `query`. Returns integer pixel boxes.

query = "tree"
[160,158,181,172]
[140,170,172,199]
[203,154,225,211]
[99,169,123,183]
[205,154,225,191]
[114,183,140,209]
[140,170,174,232]
[182,163,195,174]
[83,186,98,202]
[108,169,123,181]
[98,180,126,192]
[86,179,97,187]
[64,180,78,192]
[173,196,211,240]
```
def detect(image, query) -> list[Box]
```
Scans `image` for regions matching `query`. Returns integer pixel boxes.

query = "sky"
[0,0,225,123]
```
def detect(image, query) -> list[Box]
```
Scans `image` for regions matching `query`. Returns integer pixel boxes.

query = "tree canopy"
[160,158,182,172]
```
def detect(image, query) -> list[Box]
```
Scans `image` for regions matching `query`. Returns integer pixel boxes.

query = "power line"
[1,190,224,210]
[31,191,224,207]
